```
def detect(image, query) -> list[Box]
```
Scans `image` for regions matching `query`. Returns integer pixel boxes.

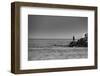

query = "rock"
[69,33,88,47]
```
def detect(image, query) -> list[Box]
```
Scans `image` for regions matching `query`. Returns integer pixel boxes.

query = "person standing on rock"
[73,36,75,41]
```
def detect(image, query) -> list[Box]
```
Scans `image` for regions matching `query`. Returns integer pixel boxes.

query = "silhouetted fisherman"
[73,36,75,41]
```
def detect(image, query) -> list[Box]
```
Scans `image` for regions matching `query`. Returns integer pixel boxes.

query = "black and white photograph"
[11,2,97,74]
[28,15,88,61]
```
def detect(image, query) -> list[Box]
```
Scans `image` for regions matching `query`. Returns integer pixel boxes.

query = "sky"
[28,15,88,39]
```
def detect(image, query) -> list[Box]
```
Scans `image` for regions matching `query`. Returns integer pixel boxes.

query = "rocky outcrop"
[69,33,88,47]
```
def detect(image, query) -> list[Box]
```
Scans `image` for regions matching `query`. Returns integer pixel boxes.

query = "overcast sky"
[28,15,87,39]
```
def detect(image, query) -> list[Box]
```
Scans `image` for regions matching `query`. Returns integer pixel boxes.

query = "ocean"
[28,39,88,61]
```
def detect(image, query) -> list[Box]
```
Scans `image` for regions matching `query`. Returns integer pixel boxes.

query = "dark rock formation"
[69,33,88,47]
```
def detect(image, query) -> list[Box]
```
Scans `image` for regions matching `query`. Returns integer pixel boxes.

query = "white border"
[20,6,95,70]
